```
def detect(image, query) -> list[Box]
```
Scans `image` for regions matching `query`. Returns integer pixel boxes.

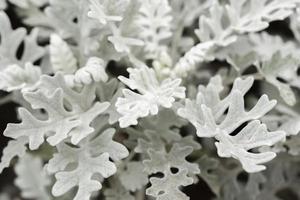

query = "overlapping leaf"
[0,11,44,69]
[174,0,300,77]
[116,66,185,127]
[178,76,285,172]
[4,73,110,150]
[15,154,51,200]
[48,128,128,200]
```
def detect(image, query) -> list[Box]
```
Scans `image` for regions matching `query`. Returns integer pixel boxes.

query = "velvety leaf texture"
[0,0,299,200]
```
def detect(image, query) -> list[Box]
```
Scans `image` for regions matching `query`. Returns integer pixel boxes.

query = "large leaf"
[4,73,110,150]
[178,76,285,172]
[48,128,129,200]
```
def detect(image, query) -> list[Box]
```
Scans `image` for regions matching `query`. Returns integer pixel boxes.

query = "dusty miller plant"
[0,0,300,199]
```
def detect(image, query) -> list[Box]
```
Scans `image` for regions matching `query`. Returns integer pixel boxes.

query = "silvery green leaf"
[257,51,300,106]
[290,8,300,42]
[18,4,50,29]
[4,73,110,149]
[249,32,300,60]
[4,89,80,150]
[15,154,51,200]
[0,0,300,199]
[178,76,285,172]
[226,51,257,72]
[216,172,266,200]
[172,41,215,77]
[261,104,300,155]
[256,157,300,200]
[135,0,173,59]
[96,78,123,124]
[174,0,300,77]
[108,34,144,53]
[225,0,298,35]
[0,12,44,69]
[143,143,200,176]
[195,2,237,46]
[0,11,26,64]
[197,155,221,195]
[0,62,41,92]
[66,57,108,87]
[48,128,128,200]
[119,161,148,192]
[139,108,185,143]
[50,34,77,74]
[0,137,27,173]
[138,133,200,200]
[134,130,165,155]
[44,2,78,39]
[116,66,185,127]
[88,128,129,161]
[87,0,123,25]
[52,152,115,200]
[170,0,211,27]
[146,169,193,200]
[215,120,285,172]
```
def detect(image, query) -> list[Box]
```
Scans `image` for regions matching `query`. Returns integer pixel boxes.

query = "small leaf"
[15,154,51,200]
[50,34,77,74]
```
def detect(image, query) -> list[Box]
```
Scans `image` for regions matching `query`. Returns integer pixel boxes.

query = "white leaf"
[66,57,109,87]
[257,51,299,106]
[135,0,173,58]
[0,62,41,92]
[87,0,123,25]
[108,35,144,53]
[116,66,185,127]
[0,12,44,69]
[136,132,200,200]
[50,34,77,74]
[119,161,148,192]
[0,137,27,173]
[174,0,300,77]
[178,76,285,172]
[147,169,193,200]
[4,73,109,149]
[48,128,128,200]
[15,154,51,200]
